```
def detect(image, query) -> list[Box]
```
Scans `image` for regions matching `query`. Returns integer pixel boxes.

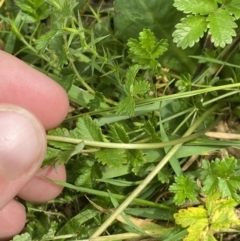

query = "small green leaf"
[88,92,105,111]
[115,96,135,116]
[173,0,218,15]
[125,64,141,95]
[127,29,168,69]
[209,198,239,231]
[109,123,130,143]
[127,149,145,167]
[35,30,58,52]
[12,233,32,241]
[158,166,172,184]
[144,121,161,142]
[75,115,104,141]
[207,8,237,48]
[75,160,101,188]
[133,80,150,95]
[199,157,240,201]
[95,149,127,167]
[173,15,207,49]
[224,0,240,19]
[169,175,200,205]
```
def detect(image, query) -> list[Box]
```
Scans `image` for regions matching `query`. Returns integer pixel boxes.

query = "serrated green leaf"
[173,15,207,49]
[88,91,105,111]
[115,96,135,116]
[114,0,199,73]
[144,121,161,142]
[174,206,210,241]
[127,29,168,69]
[158,166,172,184]
[224,0,240,19]
[42,147,62,167]
[151,39,168,58]
[75,160,101,188]
[125,64,141,95]
[95,149,127,167]
[127,149,145,167]
[35,30,58,52]
[133,80,150,95]
[173,0,218,14]
[199,157,240,201]
[109,123,130,143]
[207,8,237,48]
[12,233,32,241]
[60,0,78,19]
[169,175,200,205]
[75,115,104,141]
[139,29,156,52]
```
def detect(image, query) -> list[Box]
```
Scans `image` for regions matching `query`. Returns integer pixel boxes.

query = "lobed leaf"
[75,160,101,188]
[12,233,32,241]
[224,0,240,19]
[206,196,240,232]
[109,123,130,143]
[173,0,218,15]
[115,96,135,116]
[169,175,200,205]
[95,149,127,167]
[133,80,150,95]
[207,8,237,48]
[127,149,145,167]
[174,205,208,228]
[125,64,141,95]
[127,29,168,69]
[75,115,104,141]
[200,158,240,201]
[173,15,207,49]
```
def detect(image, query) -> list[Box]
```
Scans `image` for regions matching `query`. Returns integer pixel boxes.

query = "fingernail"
[0,105,46,181]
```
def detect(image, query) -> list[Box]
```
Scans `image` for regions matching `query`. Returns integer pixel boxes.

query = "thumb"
[0,104,46,209]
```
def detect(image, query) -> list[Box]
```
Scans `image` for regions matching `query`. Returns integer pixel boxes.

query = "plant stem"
[89,104,219,238]
[47,131,205,149]
[52,181,174,211]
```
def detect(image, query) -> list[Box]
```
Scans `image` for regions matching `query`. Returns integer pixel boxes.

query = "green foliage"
[115,63,150,116]
[14,0,51,22]
[11,233,32,241]
[3,0,240,240]
[75,115,104,141]
[173,0,240,48]
[114,0,198,73]
[174,193,240,241]
[127,29,168,70]
[169,175,200,205]
[200,157,240,202]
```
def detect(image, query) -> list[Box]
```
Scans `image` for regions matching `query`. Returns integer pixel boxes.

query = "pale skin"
[0,50,69,240]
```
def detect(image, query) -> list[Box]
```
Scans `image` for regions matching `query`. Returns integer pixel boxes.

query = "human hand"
[0,50,69,240]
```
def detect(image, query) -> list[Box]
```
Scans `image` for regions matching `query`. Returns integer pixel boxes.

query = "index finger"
[0,50,69,130]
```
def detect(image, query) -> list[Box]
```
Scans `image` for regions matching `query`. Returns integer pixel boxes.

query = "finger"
[0,105,46,210]
[18,165,66,202]
[0,50,69,130]
[0,200,26,241]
